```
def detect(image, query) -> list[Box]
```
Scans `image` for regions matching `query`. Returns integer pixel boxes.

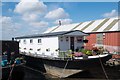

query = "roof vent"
[59,20,61,26]
[12,38,14,41]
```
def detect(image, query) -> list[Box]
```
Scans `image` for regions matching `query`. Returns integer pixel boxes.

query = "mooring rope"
[7,61,16,80]
[7,65,14,80]
[59,58,69,79]
[98,54,109,80]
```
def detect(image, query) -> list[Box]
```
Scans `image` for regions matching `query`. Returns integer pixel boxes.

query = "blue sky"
[1,1,119,40]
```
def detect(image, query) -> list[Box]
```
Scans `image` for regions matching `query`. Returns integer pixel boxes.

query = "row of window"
[21,48,58,52]
[19,39,42,44]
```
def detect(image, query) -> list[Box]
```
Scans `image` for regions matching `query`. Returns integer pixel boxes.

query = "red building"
[85,31,120,52]
[44,17,120,53]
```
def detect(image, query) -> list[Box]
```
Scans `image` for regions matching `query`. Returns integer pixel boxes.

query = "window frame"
[23,39,26,44]
[30,39,33,44]
[38,39,42,43]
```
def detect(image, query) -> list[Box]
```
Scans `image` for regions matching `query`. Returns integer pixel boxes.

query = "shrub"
[59,52,66,57]
[81,49,87,54]
[86,50,92,55]
[67,49,72,53]
[74,52,83,57]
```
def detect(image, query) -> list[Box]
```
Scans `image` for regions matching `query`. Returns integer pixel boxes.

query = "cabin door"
[70,37,74,51]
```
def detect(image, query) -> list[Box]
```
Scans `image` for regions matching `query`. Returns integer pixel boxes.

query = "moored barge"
[15,30,112,78]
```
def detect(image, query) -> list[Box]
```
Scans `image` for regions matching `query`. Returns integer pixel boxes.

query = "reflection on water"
[1,65,120,80]
[24,65,120,80]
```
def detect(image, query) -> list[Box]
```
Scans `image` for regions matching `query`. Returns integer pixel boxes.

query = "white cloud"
[14,0,49,30]
[0,16,48,40]
[45,8,69,20]
[0,16,12,24]
[30,21,48,27]
[31,29,40,34]
[14,0,47,15]
[0,2,3,6]
[0,16,21,40]
[14,0,48,28]
[13,1,73,36]
[22,13,39,22]
[30,28,47,34]
[102,9,118,18]
[1,16,17,31]
[20,0,39,2]
[8,8,12,12]
[54,19,72,25]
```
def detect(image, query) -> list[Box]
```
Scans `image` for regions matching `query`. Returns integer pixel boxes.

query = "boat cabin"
[15,30,88,57]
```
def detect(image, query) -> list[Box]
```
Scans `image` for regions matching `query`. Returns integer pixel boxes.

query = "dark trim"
[15,30,88,39]
[0,40,18,42]
[87,30,120,34]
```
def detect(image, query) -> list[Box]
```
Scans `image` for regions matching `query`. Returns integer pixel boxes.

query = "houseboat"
[15,30,112,78]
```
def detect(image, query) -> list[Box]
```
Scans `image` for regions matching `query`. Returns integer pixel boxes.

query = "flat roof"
[15,30,88,39]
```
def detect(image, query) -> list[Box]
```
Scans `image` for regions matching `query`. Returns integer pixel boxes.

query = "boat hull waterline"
[23,54,112,78]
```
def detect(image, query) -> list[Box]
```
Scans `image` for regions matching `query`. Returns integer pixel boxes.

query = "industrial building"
[44,17,120,53]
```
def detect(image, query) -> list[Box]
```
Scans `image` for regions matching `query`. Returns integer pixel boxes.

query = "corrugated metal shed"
[44,17,119,33]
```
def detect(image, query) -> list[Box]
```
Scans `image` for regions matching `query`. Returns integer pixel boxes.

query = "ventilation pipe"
[59,20,61,26]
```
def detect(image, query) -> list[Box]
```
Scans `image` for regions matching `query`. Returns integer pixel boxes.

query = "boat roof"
[15,30,88,39]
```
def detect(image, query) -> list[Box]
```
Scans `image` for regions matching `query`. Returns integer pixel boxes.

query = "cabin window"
[46,48,50,52]
[66,37,69,41]
[37,48,41,51]
[96,34,103,44]
[29,48,33,50]
[30,39,33,43]
[76,37,82,43]
[24,48,26,50]
[23,40,26,44]
[60,37,63,41]
[38,39,41,43]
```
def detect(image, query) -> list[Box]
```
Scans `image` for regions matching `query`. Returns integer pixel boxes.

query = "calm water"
[2,64,120,80]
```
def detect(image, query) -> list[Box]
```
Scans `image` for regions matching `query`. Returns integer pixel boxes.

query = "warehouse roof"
[44,17,120,33]
[15,30,88,39]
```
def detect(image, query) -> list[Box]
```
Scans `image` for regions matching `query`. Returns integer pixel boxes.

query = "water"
[23,66,46,80]
[1,65,120,80]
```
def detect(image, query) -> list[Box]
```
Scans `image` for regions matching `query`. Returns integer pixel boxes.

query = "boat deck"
[21,52,111,61]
